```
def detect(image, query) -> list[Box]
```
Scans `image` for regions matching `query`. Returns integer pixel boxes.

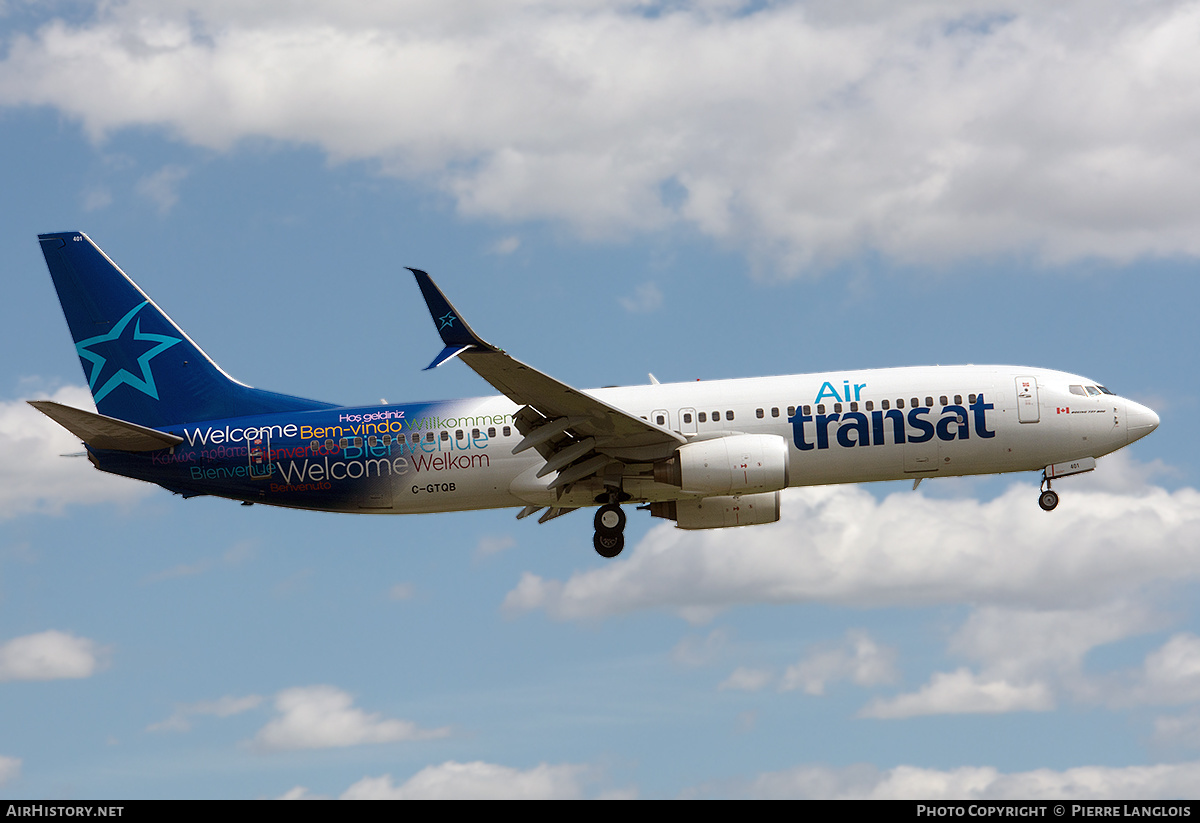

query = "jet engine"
[650,492,781,529]
[653,434,789,495]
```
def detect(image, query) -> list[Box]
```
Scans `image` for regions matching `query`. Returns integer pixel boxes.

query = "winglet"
[408,268,495,369]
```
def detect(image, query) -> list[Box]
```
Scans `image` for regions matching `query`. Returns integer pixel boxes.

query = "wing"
[410,269,685,493]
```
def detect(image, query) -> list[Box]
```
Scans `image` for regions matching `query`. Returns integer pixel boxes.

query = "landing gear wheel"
[1039,489,1060,511]
[594,503,626,536]
[593,531,625,558]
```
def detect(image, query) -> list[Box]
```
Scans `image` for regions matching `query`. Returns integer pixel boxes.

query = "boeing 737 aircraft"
[32,232,1159,557]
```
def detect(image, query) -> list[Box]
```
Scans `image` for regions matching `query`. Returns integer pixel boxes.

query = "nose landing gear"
[1039,472,1060,512]
[593,502,626,557]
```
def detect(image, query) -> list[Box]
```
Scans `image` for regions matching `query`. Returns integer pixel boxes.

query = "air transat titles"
[790,394,995,451]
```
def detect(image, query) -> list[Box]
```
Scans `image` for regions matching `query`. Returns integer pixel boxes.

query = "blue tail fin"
[38,232,337,428]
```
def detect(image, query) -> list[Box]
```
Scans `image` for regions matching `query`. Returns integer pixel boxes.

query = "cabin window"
[865,400,874,411]
[725,410,734,421]
[656,414,665,425]
[834,403,843,413]
[712,410,720,421]
[472,428,480,439]
[488,427,496,437]
[683,413,692,424]
[817,404,826,414]
[968,394,977,404]
[311,440,319,449]
[787,406,796,417]
[339,438,349,448]
[897,399,905,409]
[911,397,920,408]
[440,431,449,441]
[411,433,420,444]
[849,402,858,412]
[756,408,764,419]
[939,396,948,406]
[425,432,434,443]
[326,439,335,449]
[803,405,811,416]
[455,430,464,440]
[368,436,377,447]
[882,400,890,410]
[503,426,511,437]
[354,437,362,447]
[925,396,933,408]
[771,407,779,418]
[698,412,707,423]
[955,395,963,405]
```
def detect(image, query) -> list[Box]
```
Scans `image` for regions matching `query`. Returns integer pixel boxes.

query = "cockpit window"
[1069,385,1087,397]
[1097,385,1114,395]
[1085,386,1102,396]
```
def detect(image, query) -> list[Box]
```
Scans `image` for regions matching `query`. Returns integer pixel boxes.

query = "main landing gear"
[1038,472,1060,512]
[593,502,627,558]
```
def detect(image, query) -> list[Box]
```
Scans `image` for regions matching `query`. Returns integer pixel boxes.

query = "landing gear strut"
[593,502,626,558]
[1039,472,1060,512]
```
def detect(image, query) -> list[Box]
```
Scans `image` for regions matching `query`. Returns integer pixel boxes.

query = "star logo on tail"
[438,312,457,330]
[75,302,183,403]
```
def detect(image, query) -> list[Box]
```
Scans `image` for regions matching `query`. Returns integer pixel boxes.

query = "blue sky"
[1,0,1199,799]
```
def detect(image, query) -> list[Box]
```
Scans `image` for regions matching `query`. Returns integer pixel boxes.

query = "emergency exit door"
[1016,376,1040,423]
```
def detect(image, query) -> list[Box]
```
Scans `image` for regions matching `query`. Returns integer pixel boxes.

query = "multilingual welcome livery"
[32,232,1159,557]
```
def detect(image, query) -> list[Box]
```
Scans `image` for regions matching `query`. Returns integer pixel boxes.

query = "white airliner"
[33,233,1160,557]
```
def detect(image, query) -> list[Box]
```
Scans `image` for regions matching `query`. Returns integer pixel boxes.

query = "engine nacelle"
[653,434,790,495]
[650,492,781,530]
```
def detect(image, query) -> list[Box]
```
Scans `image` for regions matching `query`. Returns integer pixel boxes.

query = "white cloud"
[949,602,1162,682]
[475,534,516,558]
[340,761,590,800]
[780,630,898,695]
[82,187,112,211]
[855,601,1164,718]
[1152,708,1200,747]
[719,760,1200,799]
[718,666,773,692]
[277,785,328,800]
[671,628,729,666]
[0,756,20,786]
[142,540,255,583]
[1137,633,1200,704]
[0,630,103,682]
[250,685,450,751]
[618,282,663,313]
[135,164,188,213]
[488,235,520,255]
[860,668,1054,718]
[793,605,1195,719]
[148,694,263,732]
[388,582,415,600]
[4,2,1200,270]
[503,482,1200,622]
[0,385,154,518]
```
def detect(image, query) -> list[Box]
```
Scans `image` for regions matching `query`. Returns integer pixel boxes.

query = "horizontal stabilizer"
[29,401,183,452]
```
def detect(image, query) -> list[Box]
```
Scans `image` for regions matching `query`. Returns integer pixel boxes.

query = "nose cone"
[1126,399,1160,444]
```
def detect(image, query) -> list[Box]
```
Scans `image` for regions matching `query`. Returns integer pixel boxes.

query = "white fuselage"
[156,364,1152,515]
